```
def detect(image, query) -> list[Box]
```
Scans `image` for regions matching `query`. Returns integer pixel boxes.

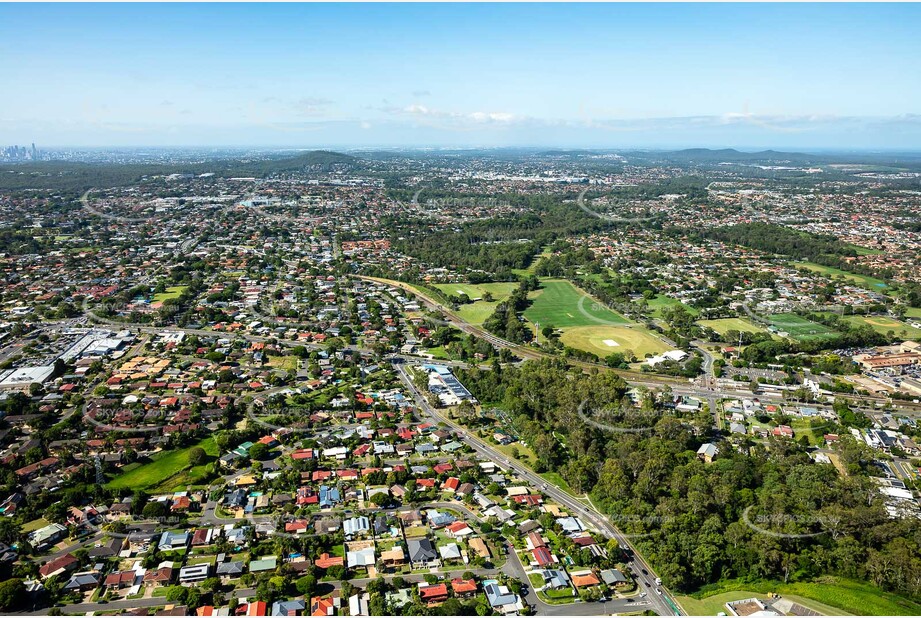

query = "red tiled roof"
[419,583,448,600]
[451,578,477,594]
[314,553,344,569]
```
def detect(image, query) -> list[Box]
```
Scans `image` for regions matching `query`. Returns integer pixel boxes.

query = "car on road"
[639,592,647,598]
[655,588,662,595]
[641,568,648,575]
[655,577,662,585]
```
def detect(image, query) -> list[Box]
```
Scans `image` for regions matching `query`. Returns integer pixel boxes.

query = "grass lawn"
[22,517,51,533]
[647,294,699,318]
[525,279,631,329]
[422,346,451,359]
[186,554,216,566]
[539,471,577,497]
[775,577,921,615]
[267,355,299,372]
[538,587,578,604]
[789,419,831,447]
[766,313,840,341]
[679,577,921,616]
[455,302,501,325]
[106,436,218,491]
[404,526,430,539]
[153,285,188,303]
[905,307,921,319]
[698,318,769,336]
[496,441,538,466]
[794,262,888,290]
[840,315,921,339]
[559,325,669,359]
[675,591,770,616]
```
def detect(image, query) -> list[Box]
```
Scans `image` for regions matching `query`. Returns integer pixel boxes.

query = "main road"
[369,275,921,413]
[395,363,683,616]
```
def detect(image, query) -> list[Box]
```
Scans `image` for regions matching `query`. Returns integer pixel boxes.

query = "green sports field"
[524,279,630,329]
[841,315,921,339]
[767,313,840,341]
[794,262,888,290]
[560,325,669,359]
[698,317,768,336]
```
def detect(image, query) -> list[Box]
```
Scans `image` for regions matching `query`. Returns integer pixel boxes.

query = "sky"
[1,2,920,150]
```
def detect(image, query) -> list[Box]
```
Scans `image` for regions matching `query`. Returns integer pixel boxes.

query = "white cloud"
[294,97,335,117]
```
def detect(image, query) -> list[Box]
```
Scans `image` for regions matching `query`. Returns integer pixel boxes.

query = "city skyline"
[1,3,920,149]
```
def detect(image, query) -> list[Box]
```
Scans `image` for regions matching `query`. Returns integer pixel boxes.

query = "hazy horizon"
[2,3,920,149]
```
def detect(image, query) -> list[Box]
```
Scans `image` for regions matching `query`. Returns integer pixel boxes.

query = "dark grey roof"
[407,537,437,562]
[216,561,244,576]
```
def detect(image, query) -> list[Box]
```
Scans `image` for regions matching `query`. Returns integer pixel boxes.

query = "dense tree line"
[0,229,46,255]
[482,277,539,343]
[456,359,921,602]
[385,195,614,276]
[689,223,858,262]
[604,175,710,202]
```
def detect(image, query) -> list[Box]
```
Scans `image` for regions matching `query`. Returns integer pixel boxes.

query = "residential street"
[395,363,682,616]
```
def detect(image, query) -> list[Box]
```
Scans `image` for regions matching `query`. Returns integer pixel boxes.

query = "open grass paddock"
[433,282,519,325]
[106,436,218,491]
[676,576,921,616]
